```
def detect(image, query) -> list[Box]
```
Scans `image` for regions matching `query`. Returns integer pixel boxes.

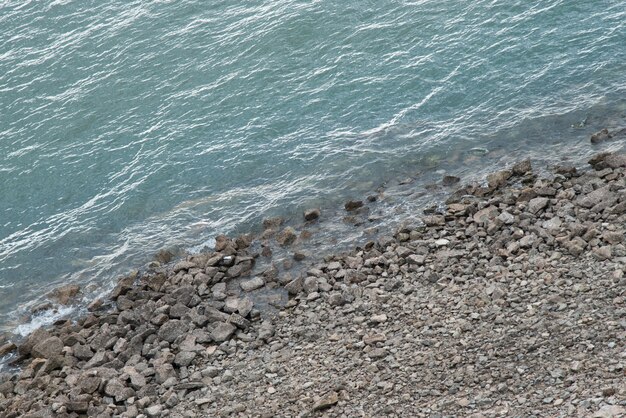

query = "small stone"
[145,405,163,417]
[240,277,265,292]
[435,238,449,247]
[458,398,470,407]
[312,391,339,411]
[370,314,387,324]
[344,200,364,211]
[238,297,254,317]
[304,208,321,221]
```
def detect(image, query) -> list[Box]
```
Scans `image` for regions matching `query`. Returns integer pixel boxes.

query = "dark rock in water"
[589,152,626,170]
[487,170,512,189]
[154,248,175,264]
[590,128,612,143]
[554,165,577,177]
[48,284,81,305]
[344,200,364,211]
[512,159,532,175]
[304,208,321,221]
[442,175,460,187]
[293,251,307,261]
[31,301,53,314]
[235,234,253,249]
[276,227,297,246]
[367,195,378,202]
[262,217,284,230]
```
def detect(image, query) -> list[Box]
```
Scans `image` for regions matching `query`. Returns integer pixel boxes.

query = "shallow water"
[1,0,625,332]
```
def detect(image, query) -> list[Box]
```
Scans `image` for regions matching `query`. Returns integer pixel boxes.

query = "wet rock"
[0,342,16,357]
[47,284,81,305]
[285,277,304,295]
[442,175,460,187]
[240,277,265,292]
[304,208,321,221]
[344,200,364,211]
[512,159,532,175]
[262,217,284,232]
[590,128,612,143]
[487,170,511,188]
[276,227,297,246]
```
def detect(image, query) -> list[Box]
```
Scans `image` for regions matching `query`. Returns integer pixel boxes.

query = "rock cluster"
[1,153,625,417]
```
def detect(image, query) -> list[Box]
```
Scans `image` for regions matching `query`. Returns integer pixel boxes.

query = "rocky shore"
[1,151,626,417]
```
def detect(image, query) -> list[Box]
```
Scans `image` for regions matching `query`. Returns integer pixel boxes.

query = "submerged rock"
[344,200,364,211]
[47,284,81,305]
[303,208,321,221]
[276,227,297,246]
[590,128,612,143]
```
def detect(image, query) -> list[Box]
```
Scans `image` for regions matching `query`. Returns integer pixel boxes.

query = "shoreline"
[1,148,626,416]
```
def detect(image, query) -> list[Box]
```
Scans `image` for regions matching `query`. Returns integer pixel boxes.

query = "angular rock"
[527,197,549,214]
[211,322,236,342]
[158,320,188,343]
[31,336,64,359]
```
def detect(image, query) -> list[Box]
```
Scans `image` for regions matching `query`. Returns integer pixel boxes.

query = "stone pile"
[1,153,625,417]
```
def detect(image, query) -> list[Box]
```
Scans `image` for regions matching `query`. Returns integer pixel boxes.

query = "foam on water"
[0,0,625,332]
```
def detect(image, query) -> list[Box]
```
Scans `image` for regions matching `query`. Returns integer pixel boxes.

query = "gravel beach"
[1,152,625,417]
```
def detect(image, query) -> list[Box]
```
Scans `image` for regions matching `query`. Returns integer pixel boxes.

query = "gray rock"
[237,297,254,317]
[211,322,236,342]
[285,277,304,295]
[174,351,196,367]
[158,320,188,343]
[240,276,265,292]
[528,197,549,214]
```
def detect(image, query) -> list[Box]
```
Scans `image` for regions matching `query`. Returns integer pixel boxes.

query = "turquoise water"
[1,0,625,328]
